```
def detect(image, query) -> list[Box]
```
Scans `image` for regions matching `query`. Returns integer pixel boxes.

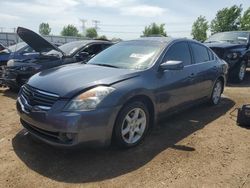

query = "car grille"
[21,84,59,109]
[21,119,74,145]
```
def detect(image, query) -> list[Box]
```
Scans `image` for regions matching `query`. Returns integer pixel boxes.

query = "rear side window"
[163,42,191,66]
[190,43,210,63]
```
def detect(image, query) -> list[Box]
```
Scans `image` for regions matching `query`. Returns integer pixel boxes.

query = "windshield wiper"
[93,63,119,68]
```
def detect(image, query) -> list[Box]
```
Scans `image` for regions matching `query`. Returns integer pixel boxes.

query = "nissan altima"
[16,37,228,148]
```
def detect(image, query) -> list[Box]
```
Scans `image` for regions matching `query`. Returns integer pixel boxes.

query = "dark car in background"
[0,42,43,86]
[0,43,6,51]
[3,27,113,90]
[205,31,250,83]
[0,42,40,66]
[16,37,228,148]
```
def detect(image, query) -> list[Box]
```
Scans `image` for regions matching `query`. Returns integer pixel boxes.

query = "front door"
[156,41,195,115]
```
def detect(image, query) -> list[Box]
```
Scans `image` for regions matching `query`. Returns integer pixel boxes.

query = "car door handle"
[188,73,195,79]
[212,66,217,70]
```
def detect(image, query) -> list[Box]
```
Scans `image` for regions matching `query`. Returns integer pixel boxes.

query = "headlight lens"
[7,59,14,66]
[226,52,239,60]
[64,86,115,111]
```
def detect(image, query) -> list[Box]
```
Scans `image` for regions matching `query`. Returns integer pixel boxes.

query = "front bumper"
[4,70,31,89]
[0,65,6,86]
[17,97,121,147]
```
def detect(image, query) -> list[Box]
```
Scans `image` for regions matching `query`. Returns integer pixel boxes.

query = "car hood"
[205,42,246,49]
[17,27,65,55]
[27,64,140,98]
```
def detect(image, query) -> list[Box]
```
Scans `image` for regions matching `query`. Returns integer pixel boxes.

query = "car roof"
[68,40,112,45]
[127,37,202,47]
[133,37,174,44]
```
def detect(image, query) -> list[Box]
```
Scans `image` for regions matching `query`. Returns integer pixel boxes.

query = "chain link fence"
[0,32,86,46]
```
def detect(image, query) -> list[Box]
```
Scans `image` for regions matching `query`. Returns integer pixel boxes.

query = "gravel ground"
[0,71,249,188]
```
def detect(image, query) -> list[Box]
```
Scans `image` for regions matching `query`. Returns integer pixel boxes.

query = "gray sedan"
[16,37,228,148]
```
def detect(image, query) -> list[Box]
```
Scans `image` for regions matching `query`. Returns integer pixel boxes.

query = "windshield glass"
[205,32,250,44]
[87,41,163,70]
[7,42,26,52]
[47,40,88,56]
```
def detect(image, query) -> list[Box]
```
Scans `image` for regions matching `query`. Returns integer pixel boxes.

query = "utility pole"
[80,19,87,36]
[92,20,100,31]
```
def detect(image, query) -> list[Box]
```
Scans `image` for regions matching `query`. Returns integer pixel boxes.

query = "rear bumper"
[17,98,121,147]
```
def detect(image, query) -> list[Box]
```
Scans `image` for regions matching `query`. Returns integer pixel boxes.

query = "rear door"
[189,42,219,100]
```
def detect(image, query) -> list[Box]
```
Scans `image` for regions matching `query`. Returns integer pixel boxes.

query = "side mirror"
[160,60,184,71]
[76,51,89,60]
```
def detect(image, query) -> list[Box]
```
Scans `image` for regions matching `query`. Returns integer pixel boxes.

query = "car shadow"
[12,97,235,183]
[0,88,18,100]
[227,69,250,88]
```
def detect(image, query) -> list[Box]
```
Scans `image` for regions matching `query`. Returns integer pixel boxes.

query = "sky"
[0,0,250,40]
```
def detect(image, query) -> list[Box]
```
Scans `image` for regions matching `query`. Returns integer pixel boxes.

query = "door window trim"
[189,41,211,64]
[160,41,192,67]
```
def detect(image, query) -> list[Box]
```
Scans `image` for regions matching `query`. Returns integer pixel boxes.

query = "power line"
[99,22,193,28]
[92,20,100,30]
[100,30,141,34]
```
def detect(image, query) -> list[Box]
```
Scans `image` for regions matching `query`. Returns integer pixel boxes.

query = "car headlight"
[226,52,239,60]
[7,59,15,66]
[64,86,115,111]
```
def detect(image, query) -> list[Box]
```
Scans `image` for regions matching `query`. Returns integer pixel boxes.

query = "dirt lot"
[0,72,250,188]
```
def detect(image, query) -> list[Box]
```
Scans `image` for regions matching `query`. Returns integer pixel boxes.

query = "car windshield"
[87,41,163,70]
[7,42,26,52]
[46,40,88,56]
[205,32,250,44]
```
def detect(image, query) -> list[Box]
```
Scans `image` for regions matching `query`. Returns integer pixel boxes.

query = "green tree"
[111,37,122,42]
[39,23,51,35]
[97,35,107,40]
[86,28,98,38]
[191,16,209,42]
[240,7,250,30]
[210,5,242,34]
[61,24,79,37]
[142,23,167,37]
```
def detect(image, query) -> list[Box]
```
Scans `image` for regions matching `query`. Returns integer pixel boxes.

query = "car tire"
[230,61,247,83]
[113,101,150,148]
[210,79,223,105]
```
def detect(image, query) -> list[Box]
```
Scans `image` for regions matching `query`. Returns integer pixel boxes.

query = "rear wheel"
[210,79,223,105]
[113,101,149,148]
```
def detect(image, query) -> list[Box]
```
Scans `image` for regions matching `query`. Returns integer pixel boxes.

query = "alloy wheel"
[239,63,246,81]
[121,108,147,144]
[212,81,222,105]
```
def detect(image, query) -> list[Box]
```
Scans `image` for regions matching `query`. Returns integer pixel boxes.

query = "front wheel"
[210,80,223,105]
[230,61,247,83]
[113,101,149,148]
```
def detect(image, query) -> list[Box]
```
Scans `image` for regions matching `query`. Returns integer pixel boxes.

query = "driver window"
[163,42,192,66]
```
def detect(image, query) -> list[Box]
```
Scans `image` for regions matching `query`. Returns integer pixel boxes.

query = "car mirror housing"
[160,60,184,71]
